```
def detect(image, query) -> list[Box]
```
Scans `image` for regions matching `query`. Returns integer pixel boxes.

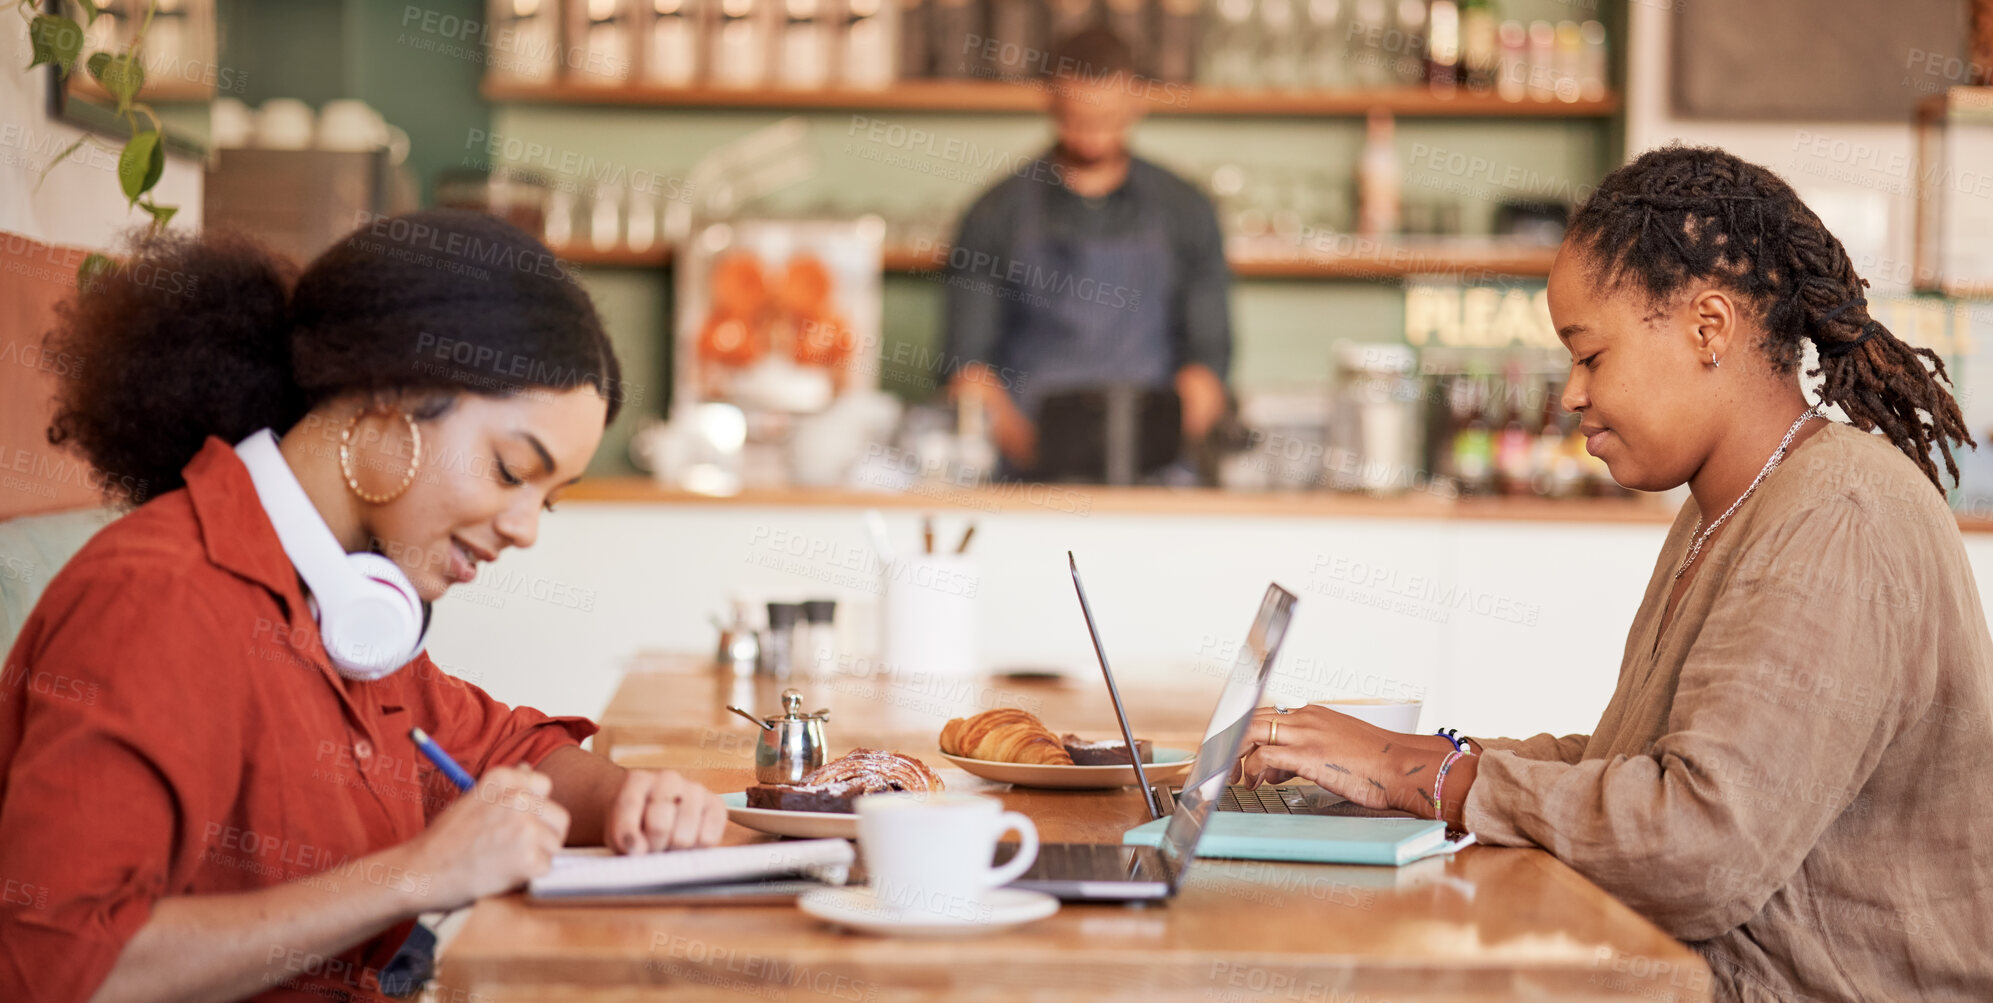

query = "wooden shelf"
[555,244,672,268]
[484,78,1620,118]
[562,477,1678,523]
[67,76,216,104]
[559,241,1558,279]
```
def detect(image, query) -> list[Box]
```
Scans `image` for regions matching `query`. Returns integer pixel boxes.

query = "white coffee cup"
[856,792,1037,921]
[1314,698,1424,733]
[253,98,315,150]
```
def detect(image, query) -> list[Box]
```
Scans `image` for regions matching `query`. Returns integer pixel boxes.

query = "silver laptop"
[1002,555,1296,901]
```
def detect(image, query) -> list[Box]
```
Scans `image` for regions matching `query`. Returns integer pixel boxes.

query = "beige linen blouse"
[1463,421,1993,1002]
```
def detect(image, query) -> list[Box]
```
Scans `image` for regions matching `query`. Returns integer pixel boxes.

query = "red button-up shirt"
[0,436,596,1001]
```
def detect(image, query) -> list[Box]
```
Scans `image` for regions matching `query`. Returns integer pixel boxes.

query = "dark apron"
[1001,180,1177,423]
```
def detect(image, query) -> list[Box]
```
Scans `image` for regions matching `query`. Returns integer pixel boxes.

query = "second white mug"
[855,792,1037,922]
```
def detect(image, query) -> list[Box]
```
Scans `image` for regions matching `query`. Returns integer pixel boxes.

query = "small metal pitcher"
[727,689,829,784]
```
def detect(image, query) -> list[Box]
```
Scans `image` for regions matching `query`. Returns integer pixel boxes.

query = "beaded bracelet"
[1431,750,1466,823]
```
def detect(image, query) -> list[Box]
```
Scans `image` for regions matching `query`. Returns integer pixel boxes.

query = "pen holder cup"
[880,554,979,679]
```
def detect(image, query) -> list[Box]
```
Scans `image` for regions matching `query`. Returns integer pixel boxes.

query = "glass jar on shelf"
[710,0,774,88]
[488,0,561,85]
[776,0,836,89]
[840,0,899,89]
[569,0,639,87]
[641,0,702,86]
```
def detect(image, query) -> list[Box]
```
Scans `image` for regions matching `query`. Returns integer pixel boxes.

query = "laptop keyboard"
[1218,785,1312,813]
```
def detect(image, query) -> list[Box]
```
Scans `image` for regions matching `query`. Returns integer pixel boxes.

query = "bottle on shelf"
[1553,20,1583,103]
[1424,0,1459,95]
[710,0,773,88]
[1525,20,1555,101]
[1495,18,1526,102]
[1393,0,1429,87]
[1200,0,1260,90]
[1344,0,1392,88]
[489,0,561,85]
[986,0,1046,82]
[571,0,638,87]
[897,0,930,77]
[927,0,986,77]
[590,184,624,252]
[1578,19,1608,103]
[1154,0,1204,84]
[1103,0,1154,78]
[1536,383,1584,498]
[777,0,836,88]
[640,0,702,86]
[1355,108,1401,238]
[1449,368,1494,496]
[1044,0,1098,52]
[1459,0,1496,94]
[1261,0,1305,91]
[1300,0,1349,91]
[1494,360,1533,496]
[841,0,899,89]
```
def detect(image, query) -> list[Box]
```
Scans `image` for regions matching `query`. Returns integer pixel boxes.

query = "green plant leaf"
[77,253,115,295]
[138,199,178,227]
[118,130,164,203]
[87,51,145,107]
[27,15,84,76]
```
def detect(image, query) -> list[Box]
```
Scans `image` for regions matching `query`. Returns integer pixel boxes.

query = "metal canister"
[728,689,829,784]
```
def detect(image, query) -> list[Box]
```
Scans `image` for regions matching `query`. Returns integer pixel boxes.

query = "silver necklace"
[1674,405,1823,580]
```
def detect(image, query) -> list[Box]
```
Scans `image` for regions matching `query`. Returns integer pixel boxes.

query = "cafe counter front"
[417,480,1993,746]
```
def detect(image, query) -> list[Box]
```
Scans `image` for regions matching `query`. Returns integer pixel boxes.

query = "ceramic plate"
[799,886,1060,937]
[720,792,858,839]
[935,748,1195,789]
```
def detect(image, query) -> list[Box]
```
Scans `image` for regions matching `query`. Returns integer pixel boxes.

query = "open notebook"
[527,839,854,902]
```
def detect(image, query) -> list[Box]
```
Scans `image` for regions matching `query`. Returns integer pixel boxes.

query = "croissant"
[798,748,945,793]
[939,709,1075,765]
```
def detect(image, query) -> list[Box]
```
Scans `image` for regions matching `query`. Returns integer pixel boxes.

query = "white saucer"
[798,886,1059,937]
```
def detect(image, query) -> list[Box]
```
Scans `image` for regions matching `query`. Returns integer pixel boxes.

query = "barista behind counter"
[941,25,1233,484]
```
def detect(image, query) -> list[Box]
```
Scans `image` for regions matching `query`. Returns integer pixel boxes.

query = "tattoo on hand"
[1382,743,1392,754]
[1404,764,1426,777]
[1322,762,1351,775]
[1366,778,1386,792]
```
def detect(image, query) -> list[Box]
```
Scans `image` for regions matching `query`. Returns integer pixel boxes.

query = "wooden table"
[590,654,1226,765]
[441,663,1711,1002]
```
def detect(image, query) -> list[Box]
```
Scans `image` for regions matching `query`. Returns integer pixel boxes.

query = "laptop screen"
[1157,583,1297,877]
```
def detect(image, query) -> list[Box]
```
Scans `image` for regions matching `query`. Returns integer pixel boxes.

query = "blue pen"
[409,727,476,792]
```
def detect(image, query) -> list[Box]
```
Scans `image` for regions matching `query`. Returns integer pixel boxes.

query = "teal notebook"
[1122,813,1452,866]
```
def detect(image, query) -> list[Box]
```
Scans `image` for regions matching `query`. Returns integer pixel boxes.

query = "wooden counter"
[439,664,1712,1002]
[565,477,1684,525]
[566,477,1993,532]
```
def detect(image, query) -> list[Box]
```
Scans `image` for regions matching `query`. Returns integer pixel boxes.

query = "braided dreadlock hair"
[1566,144,1974,493]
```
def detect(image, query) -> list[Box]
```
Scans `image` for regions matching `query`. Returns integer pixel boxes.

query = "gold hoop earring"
[339,410,422,505]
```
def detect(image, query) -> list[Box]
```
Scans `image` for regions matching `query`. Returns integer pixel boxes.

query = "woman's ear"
[1686,287,1738,368]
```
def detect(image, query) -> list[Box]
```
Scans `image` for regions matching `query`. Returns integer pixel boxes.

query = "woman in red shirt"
[0,211,728,1002]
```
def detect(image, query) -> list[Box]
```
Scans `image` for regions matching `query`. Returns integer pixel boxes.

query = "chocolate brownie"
[743,779,868,813]
[1060,734,1154,766]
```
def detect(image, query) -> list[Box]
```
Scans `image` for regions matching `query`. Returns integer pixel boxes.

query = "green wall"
[222,0,1624,477]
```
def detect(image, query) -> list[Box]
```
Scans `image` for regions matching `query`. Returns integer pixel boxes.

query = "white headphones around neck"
[235,429,430,681]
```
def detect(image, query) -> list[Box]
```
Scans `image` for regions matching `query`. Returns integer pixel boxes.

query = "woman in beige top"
[1234,145,1993,1002]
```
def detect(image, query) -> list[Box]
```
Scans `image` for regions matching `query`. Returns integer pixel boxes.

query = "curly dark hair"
[1565,145,1973,493]
[45,209,622,505]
